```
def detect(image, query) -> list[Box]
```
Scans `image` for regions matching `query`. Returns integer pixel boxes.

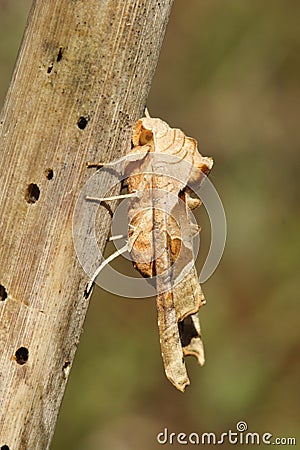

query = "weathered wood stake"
[0,0,174,448]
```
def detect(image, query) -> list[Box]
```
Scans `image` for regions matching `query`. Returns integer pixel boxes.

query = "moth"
[87,113,213,392]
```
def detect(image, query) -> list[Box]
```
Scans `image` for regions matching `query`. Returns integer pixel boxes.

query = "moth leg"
[87,150,149,169]
[86,192,139,203]
[107,234,126,242]
[85,244,128,297]
[86,160,127,169]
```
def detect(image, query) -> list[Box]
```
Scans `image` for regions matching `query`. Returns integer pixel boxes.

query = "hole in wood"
[77,116,88,130]
[25,183,40,204]
[56,47,63,62]
[45,168,54,180]
[0,284,7,301]
[15,347,29,365]
[1,445,10,450]
[62,361,71,378]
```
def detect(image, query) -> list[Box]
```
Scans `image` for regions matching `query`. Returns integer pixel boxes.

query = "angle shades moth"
[87,113,213,392]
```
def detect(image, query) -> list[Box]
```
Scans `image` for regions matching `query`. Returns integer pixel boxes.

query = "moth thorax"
[139,127,153,145]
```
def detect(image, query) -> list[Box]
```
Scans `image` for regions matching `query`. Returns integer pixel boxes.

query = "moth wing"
[179,312,205,366]
[157,291,190,392]
[173,266,205,321]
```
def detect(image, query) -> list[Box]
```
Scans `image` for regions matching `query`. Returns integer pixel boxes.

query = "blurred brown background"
[1,1,299,449]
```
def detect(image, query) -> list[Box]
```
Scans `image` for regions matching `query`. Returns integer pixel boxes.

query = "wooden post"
[0,0,174,448]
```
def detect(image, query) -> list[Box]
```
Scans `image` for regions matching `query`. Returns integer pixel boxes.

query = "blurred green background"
[1,1,299,449]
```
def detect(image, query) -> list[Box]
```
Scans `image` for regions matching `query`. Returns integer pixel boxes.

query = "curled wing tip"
[169,376,190,393]
[183,342,205,366]
[164,362,190,393]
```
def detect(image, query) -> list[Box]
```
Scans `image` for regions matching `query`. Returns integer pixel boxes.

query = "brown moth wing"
[157,267,205,390]
[166,194,206,369]
[179,313,205,363]
[156,290,190,391]
[132,117,213,186]
[128,167,191,391]
[153,205,191,391]
[173,269,205,366]
[127,117,213,391]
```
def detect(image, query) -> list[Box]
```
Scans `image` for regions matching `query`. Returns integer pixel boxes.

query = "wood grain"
[0,0,174,448]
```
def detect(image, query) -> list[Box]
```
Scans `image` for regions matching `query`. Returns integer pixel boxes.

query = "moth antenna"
[85,244,129,297]
[86,192,139,202]
[144,107,151,118]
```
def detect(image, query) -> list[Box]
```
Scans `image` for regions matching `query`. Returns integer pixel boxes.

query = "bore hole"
[25,183,40,204]
[1,445,10,450]
[0,284,7,301]
[45,168,54,180]
[47,63,53,74]
[62,361,71,379]
[62,361,70,370]
[56,47,63,62]
[77,116,88,130]
[15,347,29,365]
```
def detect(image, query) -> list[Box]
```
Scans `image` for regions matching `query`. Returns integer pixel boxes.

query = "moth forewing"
[157,291,191,392]
[87,116,213,391]
[127,117,213,391]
